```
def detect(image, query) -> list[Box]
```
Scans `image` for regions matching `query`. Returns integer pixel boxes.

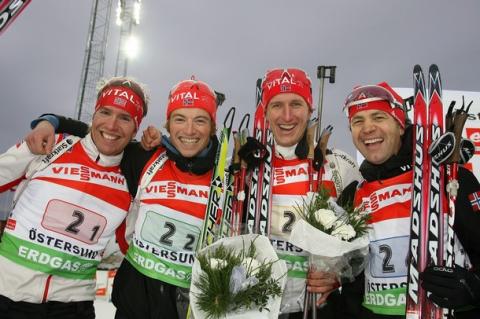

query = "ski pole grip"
[307,123,316,160]
[317,66,337,83]
[445,101,456,131]
[448,111,469,163]
[214,91,226,106]
[233,132,241,167]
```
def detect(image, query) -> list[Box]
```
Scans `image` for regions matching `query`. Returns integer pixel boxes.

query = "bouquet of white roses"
[189,234,287,319]
[290,187,370,284]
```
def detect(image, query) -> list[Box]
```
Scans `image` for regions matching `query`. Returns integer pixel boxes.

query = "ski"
[406,64,428,319]
[256,85,274,236]
[0,0,32,35]
[199,107,235,249]
[216,149,235,240]
[424,64,445,319]
[246,79,266,234]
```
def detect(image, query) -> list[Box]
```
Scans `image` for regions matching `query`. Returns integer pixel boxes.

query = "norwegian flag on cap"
[114,97,128,107]
[469,191,480,212]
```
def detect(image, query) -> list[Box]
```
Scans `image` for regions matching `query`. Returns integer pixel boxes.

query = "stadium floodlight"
[124,35,139,59]
[133,0,141,25]
[115,0,123,26]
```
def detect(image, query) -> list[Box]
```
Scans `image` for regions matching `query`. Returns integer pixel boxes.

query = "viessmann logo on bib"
[46,164,126,186]
[274,164,309,185]
[364,184,411,212]
[144,181,209,202]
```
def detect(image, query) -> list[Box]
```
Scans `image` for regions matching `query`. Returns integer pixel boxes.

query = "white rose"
[331,223,356,241]
[242,257,261,275]
[209,258,227,270]
[314,209,337,230]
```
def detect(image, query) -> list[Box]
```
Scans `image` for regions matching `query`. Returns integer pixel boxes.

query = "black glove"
[237,137,269,169]
[420,266,480,309]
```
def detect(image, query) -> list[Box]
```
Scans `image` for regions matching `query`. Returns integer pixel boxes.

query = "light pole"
[114,0,141,77]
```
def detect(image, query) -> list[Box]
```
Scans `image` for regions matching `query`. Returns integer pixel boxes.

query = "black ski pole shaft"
[315,66,336,142]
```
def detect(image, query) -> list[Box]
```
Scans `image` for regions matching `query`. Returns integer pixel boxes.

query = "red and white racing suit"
[270,145,361,313]
[0,134,131,303]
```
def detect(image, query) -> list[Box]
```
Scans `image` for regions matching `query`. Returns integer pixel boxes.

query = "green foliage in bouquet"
[295,186,370,241]
[194,238,283,319]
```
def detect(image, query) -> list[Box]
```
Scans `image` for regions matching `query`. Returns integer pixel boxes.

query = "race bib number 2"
[141,211,200,252]
[369,236,409,278]
[41,199,107,244]
[270,205,299,237]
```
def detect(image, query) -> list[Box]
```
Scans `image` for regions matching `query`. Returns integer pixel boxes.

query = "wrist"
[31,114,59,130]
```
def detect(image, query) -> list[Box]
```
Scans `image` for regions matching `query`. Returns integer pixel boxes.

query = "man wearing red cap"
[0,77,148,319]
[256,68,361,318]
[25,77,224,319]
[327,82,480,318]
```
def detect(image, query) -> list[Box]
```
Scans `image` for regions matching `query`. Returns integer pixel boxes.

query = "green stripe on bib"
[277,253,308,279]
[0,233,98,279]
[126,245,193,288]
[362,287,406,315]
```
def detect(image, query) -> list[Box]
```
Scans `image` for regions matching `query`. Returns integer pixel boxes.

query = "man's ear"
[164,120,170,133]
[210,122,216,136]
[132,128,138,140]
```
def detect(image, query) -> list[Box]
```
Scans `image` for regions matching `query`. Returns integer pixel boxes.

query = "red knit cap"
[344,82,406,128]
[261,68,313,110]
[166,77,217,121]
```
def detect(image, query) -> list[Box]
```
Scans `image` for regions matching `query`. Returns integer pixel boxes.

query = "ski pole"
[303,66,337,319]
[231,113,250,236]
[314,66,336,192]
[443,97,472,319]
[315,66,336,142]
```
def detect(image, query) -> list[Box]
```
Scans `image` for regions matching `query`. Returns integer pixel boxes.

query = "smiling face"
[167,107,213,158]
[265,93,311,147]
[350,109,404,165]
[90,105,137,156]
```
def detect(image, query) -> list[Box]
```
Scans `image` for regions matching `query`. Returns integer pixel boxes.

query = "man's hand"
[421,266,480,309]
[25,120,55,155]
[306,270,340,306]
[140,125,162,151]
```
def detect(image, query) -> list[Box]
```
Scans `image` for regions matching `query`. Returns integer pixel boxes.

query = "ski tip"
[428,64,442,96]
[429,64,439,73]
[413,65,424,79]
[413,65,425,94]
[255,78,263,106]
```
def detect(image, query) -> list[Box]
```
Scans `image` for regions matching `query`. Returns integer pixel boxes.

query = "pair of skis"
[406,65,472,319]
[199,107,236,249]
[407,64,447,319]
[199,107,253,248]
[245,78,274,236]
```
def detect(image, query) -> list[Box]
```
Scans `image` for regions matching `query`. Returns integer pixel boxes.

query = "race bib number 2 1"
[41,199,107,244]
